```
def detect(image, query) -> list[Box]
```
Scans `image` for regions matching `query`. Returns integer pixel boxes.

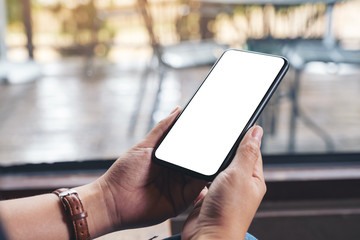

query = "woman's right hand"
[182,125,267,240]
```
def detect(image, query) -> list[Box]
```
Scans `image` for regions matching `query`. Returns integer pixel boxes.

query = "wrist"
[194,223,247,240]
[195,231,247,240]
[74,180,115,238]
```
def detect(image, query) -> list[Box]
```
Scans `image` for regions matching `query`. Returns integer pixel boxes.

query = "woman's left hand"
[96,107,206,232]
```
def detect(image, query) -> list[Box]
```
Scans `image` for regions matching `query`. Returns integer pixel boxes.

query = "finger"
[182,190,206,239]
[194,187,208,206]
[183,176,207,206]
[252,150,265,180]
[231,125,263,175]
[140,106,182,148]
[184,187,208,229]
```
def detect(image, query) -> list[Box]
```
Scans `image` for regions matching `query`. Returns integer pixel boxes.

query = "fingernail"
[170,106,180,115]
[251,126,263,145]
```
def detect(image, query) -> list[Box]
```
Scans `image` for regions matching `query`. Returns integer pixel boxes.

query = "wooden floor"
[1,58,360,166]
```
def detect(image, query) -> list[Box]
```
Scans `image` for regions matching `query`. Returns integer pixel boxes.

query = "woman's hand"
[92,107,206,235]
[0,108,263,240]
[182,126,266,240]
[0,107,206,240]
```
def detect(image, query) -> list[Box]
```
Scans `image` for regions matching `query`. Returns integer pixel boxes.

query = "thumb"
[139,106,182,148]
[182,187,208,237]
[194,186,208,207]
[188,187,208,223]
[231,125,263,174]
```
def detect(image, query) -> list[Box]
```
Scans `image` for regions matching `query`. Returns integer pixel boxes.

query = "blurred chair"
[128,0,227,135]
[248,1,360,152]
[283,39,360,152]
[248,38,340,152]
[283,1,360,152]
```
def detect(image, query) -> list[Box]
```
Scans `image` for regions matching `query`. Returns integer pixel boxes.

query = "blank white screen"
[155,50,285,176]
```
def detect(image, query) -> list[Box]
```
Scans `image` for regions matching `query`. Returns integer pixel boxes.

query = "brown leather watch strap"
[53,188,91,240]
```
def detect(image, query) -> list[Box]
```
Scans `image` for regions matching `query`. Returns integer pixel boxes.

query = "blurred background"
[1,0,360,239]
[1,0,360,165]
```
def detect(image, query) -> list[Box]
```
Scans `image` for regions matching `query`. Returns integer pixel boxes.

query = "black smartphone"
[152,49,289,181]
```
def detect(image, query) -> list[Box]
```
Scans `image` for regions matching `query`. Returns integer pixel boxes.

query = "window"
[1,0,360,169]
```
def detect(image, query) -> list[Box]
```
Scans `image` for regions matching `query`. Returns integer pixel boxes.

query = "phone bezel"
[152,49,289,181]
